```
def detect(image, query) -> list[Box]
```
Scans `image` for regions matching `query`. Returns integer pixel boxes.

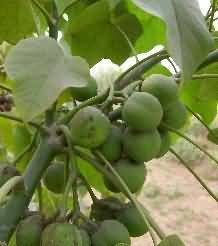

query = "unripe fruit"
[122,92,163,131]
[0,164,20,187]
[116,203,149,237]
[92,220,131,246]
[99,126,122,162]
[142,74,178,107]
[156,131,171,158]
[70,106,111,148]
[41,223,78,246]
[16,215,43,246]
[123,128,161,162]
[71,78,97,101]
[80,229,91,246]
[163,100,188,129]
[43,163,66,194]
[104,159,146,193]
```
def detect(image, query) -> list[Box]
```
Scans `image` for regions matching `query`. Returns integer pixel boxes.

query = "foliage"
[0,0,218,245]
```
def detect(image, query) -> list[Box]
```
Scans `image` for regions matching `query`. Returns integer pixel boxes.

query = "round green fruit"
[104,159,146,193]
[163,100,188,129]
[92,220,131,246]
[142,74,178,107]
[116,203,148,237]
[70,106,111,148]
[122,92,163,131]
[41,223,79,246]
[80,229,91,246]
[43,163,66,194]
[71,78,97,101]
[99,126,122,162]
[16,215,43,246]
[123,128,161,162]
[156,131,171,158]
[0,164,19,187]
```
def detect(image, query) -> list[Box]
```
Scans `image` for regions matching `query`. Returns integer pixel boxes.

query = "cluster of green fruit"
[68,74,188,194]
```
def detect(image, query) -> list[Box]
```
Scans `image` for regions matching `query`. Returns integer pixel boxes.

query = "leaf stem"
[170,148,218,203]
[209,0,217,31]
[0,83,12,92]
[192,74,218,79]
[162,123,218,166]
[94,151,158,245]
[79,174,98,203]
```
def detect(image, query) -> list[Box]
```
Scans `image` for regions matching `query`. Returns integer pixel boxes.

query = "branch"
[209,0,217,31]
[170,148,218,203]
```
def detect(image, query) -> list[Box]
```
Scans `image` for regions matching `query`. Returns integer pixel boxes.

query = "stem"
[0,138,55,243]
[209,0,216,31]
[192,74,218,79]
[0,83,12,92]
[73,147,165,240]
[37,183,43,212]
[186,106,215,136]
[95,151,158,245]
[115,49,169,90]
[31,0,55,26]
[60,90,109,124]
[170,148,218,203]
[79,174,98,203]
[162,123,218,166]
[12,131,38,166]
[0,112,46,133]
[0,176,23,204]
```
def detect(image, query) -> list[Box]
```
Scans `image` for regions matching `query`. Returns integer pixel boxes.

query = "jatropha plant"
[0,0,218,245]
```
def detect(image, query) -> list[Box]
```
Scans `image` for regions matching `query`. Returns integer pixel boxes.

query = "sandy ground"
[132,155,218,246]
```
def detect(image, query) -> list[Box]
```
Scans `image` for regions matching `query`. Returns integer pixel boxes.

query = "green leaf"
[180,78,217,124]
[64,0,142,65]
[5,37,91,121]
[77,157,108,194]
[133,0,214,79]
[55,0,77,15]
[207,128,218,145]
[158,235,185,246]
[0,0,36,44]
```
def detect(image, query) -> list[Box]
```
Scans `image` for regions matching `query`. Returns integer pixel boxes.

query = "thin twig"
[170,148,218,203]
[209,0,217,31]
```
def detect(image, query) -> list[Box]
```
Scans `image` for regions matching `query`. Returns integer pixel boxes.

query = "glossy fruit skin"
[104,159,146,193]
[142,74,178,108]
[70,106,111,148]
[71,78,97,101]
[43,163,66,194]
[16,215,42,246]
[156,131,171,158]
[99,126,122,162]
[41,223,77,246]
[163,100,188,129]
[92,220,131,246]
[0,164,20,187]
[122,92,163,131]
[123,128,161,162]
[116,203,149,237]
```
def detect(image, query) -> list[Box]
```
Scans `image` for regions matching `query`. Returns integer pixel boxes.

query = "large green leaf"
[158,235,185,246]
[180,79,217,124]
[64,0,142,65]
[133,0,213,79]
[0,0,36,44]
[5,37,91,121]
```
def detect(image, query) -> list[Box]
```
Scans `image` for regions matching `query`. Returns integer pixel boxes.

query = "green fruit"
[41,223,79,246]
[92,220,131,246]
[104,159,146,193]
[116,203,148,237]
[0,164,19,187]
[122,92,163,131]
[70,106,111,148]
[71,78,97,101]
[43,163,66,194]
[156,131,171,158]
[163,101,188,129]
[99,126,122,162]
[16,215,42,246]
[80,229,91,246]
[123,128,161,162]
[142,74,178,107]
